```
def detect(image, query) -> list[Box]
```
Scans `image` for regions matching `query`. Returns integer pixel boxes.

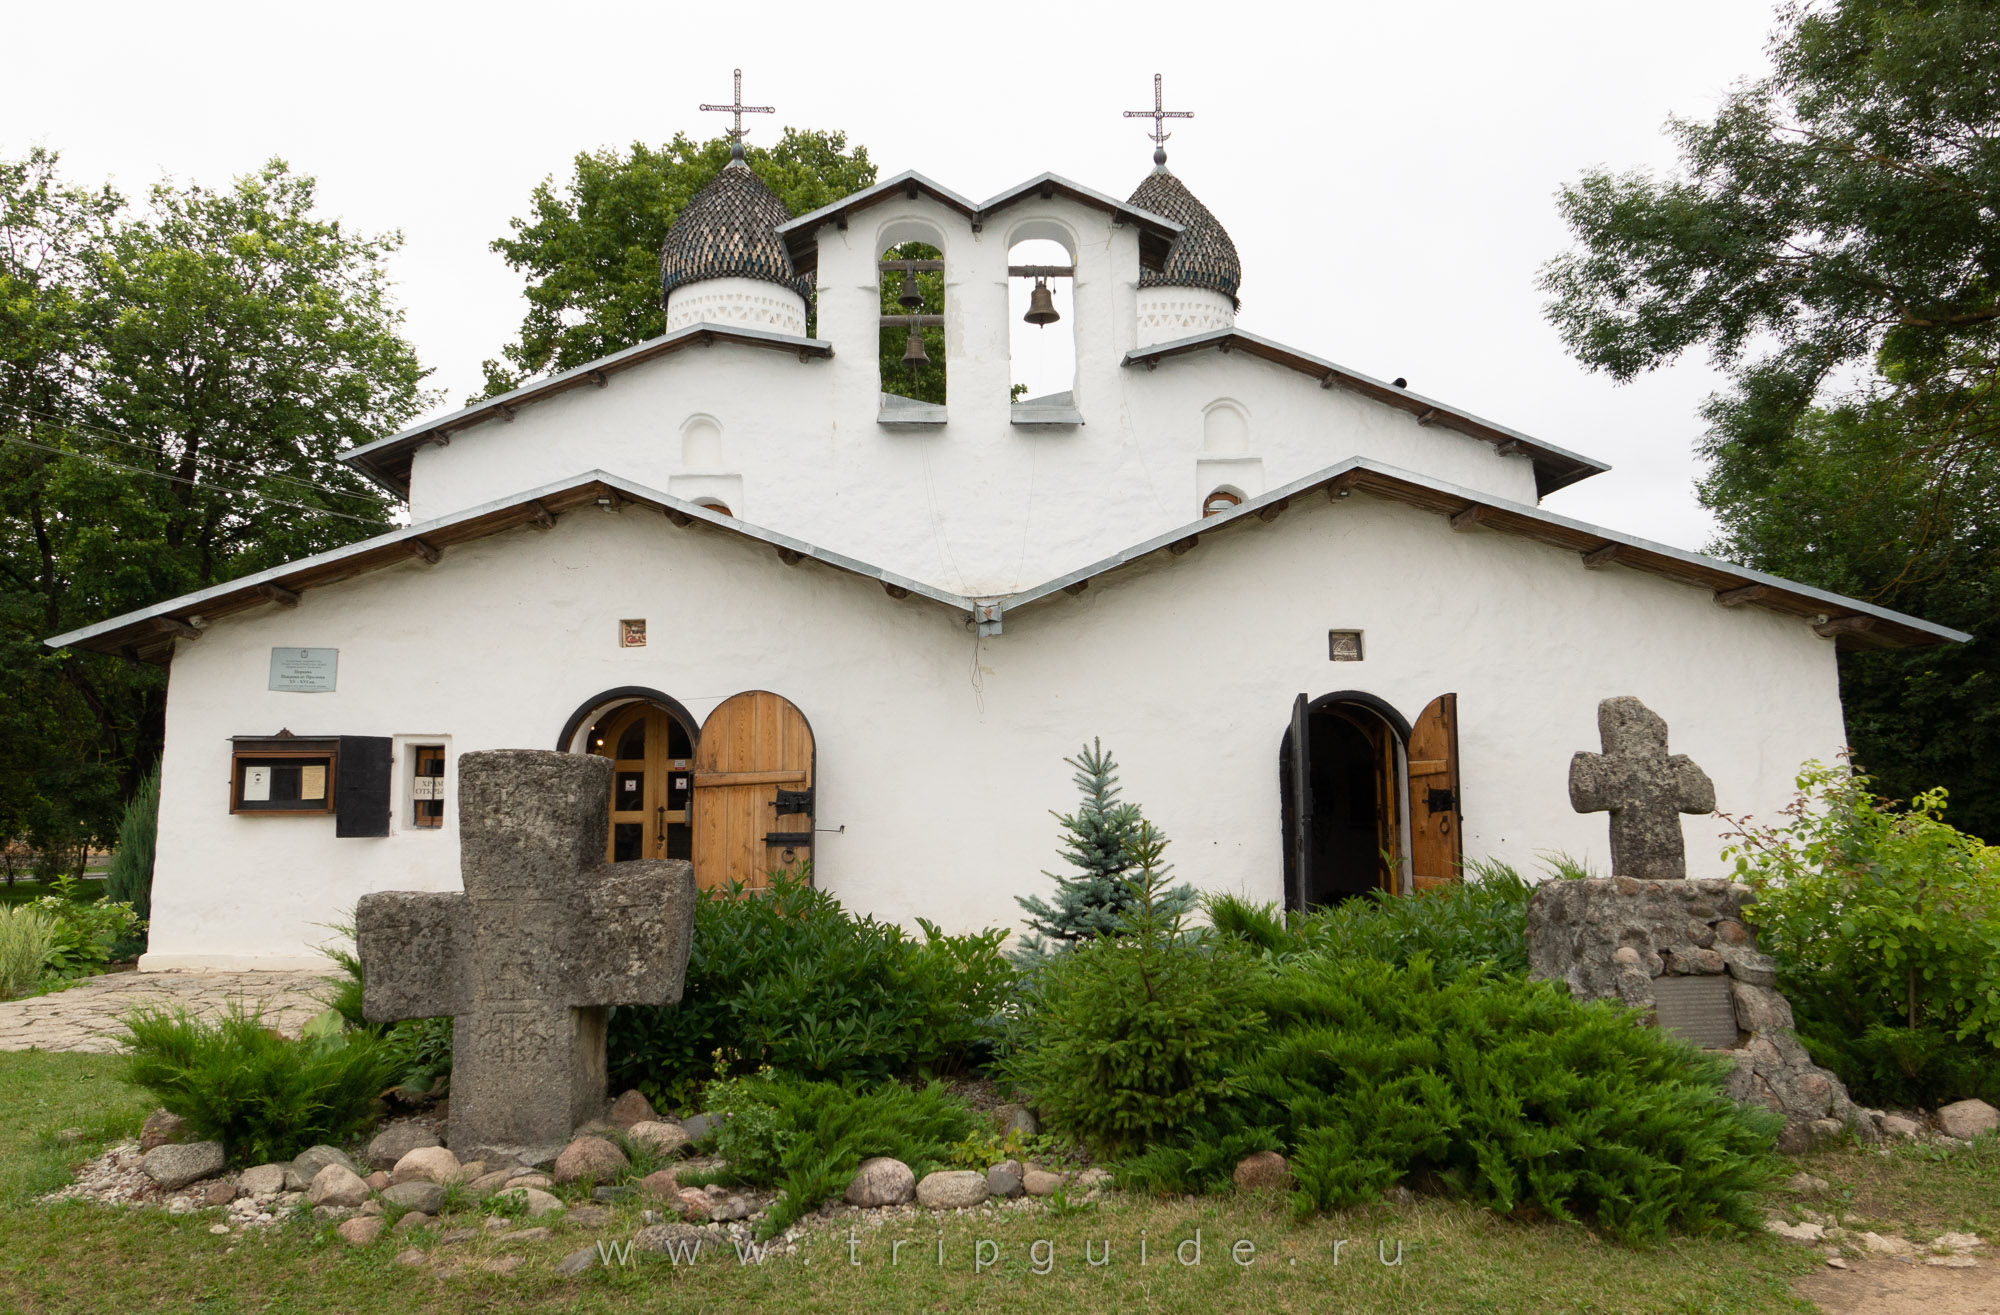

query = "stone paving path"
[0,971,334,1054]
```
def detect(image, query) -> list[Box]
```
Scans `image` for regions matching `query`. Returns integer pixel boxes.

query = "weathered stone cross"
[1568,696,1717,879]
[357,750,696,1164]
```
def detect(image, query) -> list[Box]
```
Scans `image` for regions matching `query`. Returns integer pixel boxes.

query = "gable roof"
[1124,328,1609,497]
[49,462,1966,664]
[773,169,1184,278]
[339,324,833,497]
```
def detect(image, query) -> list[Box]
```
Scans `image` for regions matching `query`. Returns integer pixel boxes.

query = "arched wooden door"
[589,702,695,864]
[691,691,815,892]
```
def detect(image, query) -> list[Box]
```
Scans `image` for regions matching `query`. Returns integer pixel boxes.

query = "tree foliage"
[2,149,432,856]
[480,130,876,398]
[1540,0,2000,835]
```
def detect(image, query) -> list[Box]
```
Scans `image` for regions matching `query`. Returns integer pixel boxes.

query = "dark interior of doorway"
[1281,697,1404,911]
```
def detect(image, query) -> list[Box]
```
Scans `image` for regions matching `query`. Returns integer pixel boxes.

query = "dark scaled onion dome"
[658,156,811,303]
[1126,166,1242,304]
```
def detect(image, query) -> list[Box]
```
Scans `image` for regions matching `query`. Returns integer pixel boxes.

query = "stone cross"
[357,750,696,1164]
[1568,696,1717,879]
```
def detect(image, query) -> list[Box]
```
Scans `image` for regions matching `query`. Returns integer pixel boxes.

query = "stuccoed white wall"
[1136,286,1236,346]
[143,490,1842,970]
[406,195,1542,596]
[664,276,807,337]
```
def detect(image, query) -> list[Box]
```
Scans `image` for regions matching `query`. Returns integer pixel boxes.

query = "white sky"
[3,0,1784,551]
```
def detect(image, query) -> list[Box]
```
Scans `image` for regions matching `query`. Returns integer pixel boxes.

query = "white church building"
[52,97,1966,971]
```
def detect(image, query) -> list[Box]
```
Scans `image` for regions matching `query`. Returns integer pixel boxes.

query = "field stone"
[394,1211,434,1233]
[495,1186,565,1218]
[638,1168,683,1199]
[916,1170,990,1210]
[438,1228,479,1245]
[1233,1151,1293,1193]
[201,1176,239,1207]
[338,1216,385,1247]
[141,1140,226,1192]
[1880,1114,1924,1139]
[1021,1168,1063,1198]
[239,1164,288,1198]
[392,1146,463,1186]
[465,1169,518,1198]
[558,1246,598,1276]
[382,1180,447,1215]
[139,1110,186,1153]
[567,1204,612,1228]
[1766,1220,1826,1243]
[845,1156,916,1207]
[986,1160,1024,1198]
[366,1122,441,1170]
[709,1195,755,1222]
[1938,1099,2000,1140]
[293,1145,361,1184]
[499,1226,553,1244]
[312,1205,357,1223]
[507,1172,554,1190]
[553,1136,628,1186]
[633,1223,715,1259]
[607,1090,657,1129]
[679,1113,717,1142]
[626,1121,692,1156]
[307,1163,371,1209]
[674,1189,711,1222]
[360,1199,385,1217]
[996,1104,1038,1139]
[394,1247,427,1267]
[364,1170,391,1192]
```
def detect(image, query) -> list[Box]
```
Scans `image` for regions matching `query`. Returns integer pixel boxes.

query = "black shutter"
[335,736,393,837]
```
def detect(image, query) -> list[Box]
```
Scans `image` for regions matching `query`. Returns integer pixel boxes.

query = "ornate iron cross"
[700,68,775,145]
[1124,73,1193,148]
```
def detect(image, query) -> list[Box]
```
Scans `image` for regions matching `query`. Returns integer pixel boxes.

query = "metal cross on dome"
[1124,73,1193,160]
[700,69,775,148]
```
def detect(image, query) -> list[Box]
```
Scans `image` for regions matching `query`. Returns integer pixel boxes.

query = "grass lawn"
[0,875,109,907]
[3,1050,1991,1315]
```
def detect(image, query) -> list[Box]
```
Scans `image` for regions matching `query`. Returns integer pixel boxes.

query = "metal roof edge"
[773,170,983,236]
[972,172,1183,236]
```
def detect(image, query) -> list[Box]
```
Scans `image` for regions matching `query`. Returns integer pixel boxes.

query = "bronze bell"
[1023,277,1060,326]
[897,268,924,310]
[901,322,929,372]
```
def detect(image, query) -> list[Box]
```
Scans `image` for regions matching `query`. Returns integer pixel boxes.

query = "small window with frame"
[411,744,446,829]
[231,744,338,814]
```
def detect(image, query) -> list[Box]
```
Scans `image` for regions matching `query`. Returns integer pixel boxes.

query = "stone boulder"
[382,1180,447,1214]
[639,1168,684,1199]
[553,1135,628,1185]
[465,1168,521,1198]
[986,1160,1025,1198]
[844,1156,916,1207]
[494,1186,565,1218]
[293,1145,361,1184]
[633,1223,715,1259]
[238,1164,289,1198]
[626,1121,691,1156]
[607,1090,657,1129]
[674,1189,712,1221]
[139,1110,186,1153]
[391,1146,463,1186]
[995,1104,1038,1139]
[1938,1099,1999,1141]
[366,1122,441,1171]
[1021,1167,1064,1198]
[141,1141,225,1192]
[1880,1113,1923,1139]
[201,1177,238,1207]
[306,1163,371,1209]
[1232,1150,1293,1193]
[915,1169,989,1210]
[337,1216,384,1247]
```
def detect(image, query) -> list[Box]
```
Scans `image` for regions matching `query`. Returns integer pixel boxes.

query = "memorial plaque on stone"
[1650,975,1740,1049]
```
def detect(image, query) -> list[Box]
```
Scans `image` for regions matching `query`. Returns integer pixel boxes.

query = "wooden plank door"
[1407,693,1463,890]
[1288,693,1312,913]
[692,691,814,893]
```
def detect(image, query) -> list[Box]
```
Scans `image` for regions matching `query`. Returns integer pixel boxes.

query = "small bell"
[1023,277,1060,326]
[897,268,924,310]
[901,322,929,372]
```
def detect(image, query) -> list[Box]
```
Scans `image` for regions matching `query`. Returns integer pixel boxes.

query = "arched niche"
[878,219,947,406]
[1007,219,1079,410]
[1202,400,1250,455]
[680,414,723,470]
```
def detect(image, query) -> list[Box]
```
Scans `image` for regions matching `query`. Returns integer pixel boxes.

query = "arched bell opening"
[556,687,701,863]
[1007,224,1077,411]
[878,225,946,406]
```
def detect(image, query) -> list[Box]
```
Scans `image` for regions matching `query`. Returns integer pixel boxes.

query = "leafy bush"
[609,870,1014,1104]
[119,1005,399,1164]
[699,1070,977,1236]
[1207,856,1539,978]
[0,905,57,998]
[998,824,1267,1155]
[322,929,452,1098]
[1723,762,2000,1106]
[31,876,142,979]
[1120,956,1781,1241]
[103,764,160,957]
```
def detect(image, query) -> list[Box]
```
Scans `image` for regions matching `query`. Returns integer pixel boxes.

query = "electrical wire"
[0,431,392,527]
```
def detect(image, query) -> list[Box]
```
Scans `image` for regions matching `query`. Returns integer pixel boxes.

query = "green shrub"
[119,1005,399,1164]
[608,870,1014,1104]
[31,876,142,979]
[0,905,57,998]
[998,824,1267,1155]
[103,764,159,957]
[1119,956,1781,1241]
[1724,762,2000,1106]
[699,1070,977,1236]
[1207,856,1539,978]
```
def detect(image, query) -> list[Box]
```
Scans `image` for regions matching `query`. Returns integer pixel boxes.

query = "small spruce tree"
[1013,741,1193,967]
[104,762,160,931]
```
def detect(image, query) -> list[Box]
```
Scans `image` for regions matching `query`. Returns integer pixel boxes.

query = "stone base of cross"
[357,750,696,1165]
[1568,696,1717,879]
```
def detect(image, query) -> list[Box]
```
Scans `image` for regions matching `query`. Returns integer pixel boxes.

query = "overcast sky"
[5,0,1785,551]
